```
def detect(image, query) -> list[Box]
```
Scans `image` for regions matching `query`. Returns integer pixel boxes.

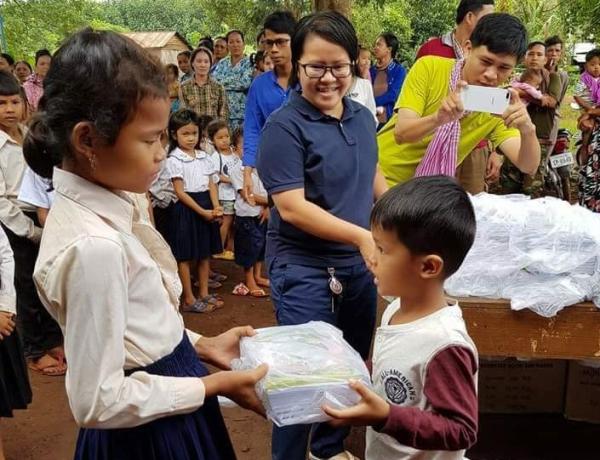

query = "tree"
[314,0,352,16]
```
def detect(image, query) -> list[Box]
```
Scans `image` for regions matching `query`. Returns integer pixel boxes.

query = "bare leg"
[178,261,195,306]
[219,215,233,249]
[197,258,210,299]
[245,266,260,291]
[254,261,270,287]
[226,221,235,253]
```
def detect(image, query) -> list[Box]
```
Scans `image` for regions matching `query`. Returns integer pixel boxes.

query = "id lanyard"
[328,267,343,312]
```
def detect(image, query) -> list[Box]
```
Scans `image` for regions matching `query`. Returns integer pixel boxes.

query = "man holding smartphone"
[501,41,561,196]
[416,0,500,194]
[377,13,540,187]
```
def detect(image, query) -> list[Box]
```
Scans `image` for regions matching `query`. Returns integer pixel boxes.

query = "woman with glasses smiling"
[256,11,388,460]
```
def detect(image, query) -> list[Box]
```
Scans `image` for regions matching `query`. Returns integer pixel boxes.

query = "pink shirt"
[23,74,44,112]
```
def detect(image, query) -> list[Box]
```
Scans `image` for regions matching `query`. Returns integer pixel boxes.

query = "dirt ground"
[4,260,600,460]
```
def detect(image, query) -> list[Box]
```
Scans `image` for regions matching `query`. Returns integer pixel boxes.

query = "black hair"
[165,63,178,78]
[0,53,14,66]
[197,114,215,136]
[586,49,600,63]
[168,109,199,153]
[0,70,22,96]
[470,13,528,61]
[232,125,243,146]
[177,50,191,59]
[370,176,476,279]
[35,49,52,65]
[545,35,563,48]
[527,41,546,51]
[291,11,358,84]
[23,29,168,179]
[378,32,399,59]
[257,29,265,45]
[207,119,229,142]
[226,30,244,42]
[190,46,213,67]
[264,11,297,36]
[250,50,266,68]
[456,0,495,24]
[15,60,32,72]
[198,36,214,52]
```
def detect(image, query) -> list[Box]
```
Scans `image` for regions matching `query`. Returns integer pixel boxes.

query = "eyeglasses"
[264,38,290,49]
[298,63,353,79]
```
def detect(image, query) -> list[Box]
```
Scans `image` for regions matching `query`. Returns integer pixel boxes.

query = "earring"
[89,154,97,171]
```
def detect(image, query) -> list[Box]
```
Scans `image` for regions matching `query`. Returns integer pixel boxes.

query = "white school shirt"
[229,161,266,217]
[18,167,55,209]
[166,148,217,193]
[217,152,241,201]
[33,168,205,429]
[366,298,478,460]
[0,226,16,315]
[149,158,177,209]
[0,127,42,242]
[348,77,378,125]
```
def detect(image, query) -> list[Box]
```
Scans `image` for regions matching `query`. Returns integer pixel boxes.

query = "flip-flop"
[28,355,67,377]
[210,272,228,283]
[203,295,225,309]
[207,279,222,289]
[232,283,250,296]
[182,299,216,314]
[249,288,269,298]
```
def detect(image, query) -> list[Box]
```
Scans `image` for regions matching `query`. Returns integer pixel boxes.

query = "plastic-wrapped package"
[446,194,600,317]
[231,321,371,427]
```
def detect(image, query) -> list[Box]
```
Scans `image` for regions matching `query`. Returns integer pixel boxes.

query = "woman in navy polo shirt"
[257,11,388,460]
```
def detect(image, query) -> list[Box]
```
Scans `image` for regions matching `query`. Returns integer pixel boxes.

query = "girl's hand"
[202,210,215,222]
[213,207,224,218]
[0,312,16,339]
[195,325,256,370]
[322,379,390,428]
[259,207,270,224]
[204,365,269,417]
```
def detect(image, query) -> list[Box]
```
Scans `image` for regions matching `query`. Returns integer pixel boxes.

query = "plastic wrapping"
[231,321,371,427]
[445,194,600,317]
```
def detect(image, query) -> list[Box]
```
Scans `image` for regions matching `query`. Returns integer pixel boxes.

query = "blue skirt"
[234,216,266,269]
[169,192,222,262]
[74,335,236,460]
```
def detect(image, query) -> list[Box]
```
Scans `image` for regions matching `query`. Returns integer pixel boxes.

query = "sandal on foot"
[256,279,270,288]
[182,299,216,314]
[203,295,224,309]
[28,354,67,376]
[232,283,250,296]
[249,288,268,298]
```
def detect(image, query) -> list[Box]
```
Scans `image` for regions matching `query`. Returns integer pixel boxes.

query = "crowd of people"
[0,0,599,459]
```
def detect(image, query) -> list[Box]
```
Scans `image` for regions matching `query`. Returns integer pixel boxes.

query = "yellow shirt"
[377,56,520,186]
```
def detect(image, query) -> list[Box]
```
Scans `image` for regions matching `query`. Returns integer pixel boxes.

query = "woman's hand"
[195,325,256,370]
[0,312,15,339]
[203,366,269,417]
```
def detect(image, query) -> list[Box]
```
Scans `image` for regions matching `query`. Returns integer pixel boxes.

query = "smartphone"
[460,85,510,115]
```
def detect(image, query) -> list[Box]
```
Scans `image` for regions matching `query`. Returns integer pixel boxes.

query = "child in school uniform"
[0,224,32,460]
[324,176,479,460]
[149,131,177,243]
[24,29,266,460]
[209,120,240,261]
[0,70,65,377]
[18,167,55,226]
[167,109,225,313]
[229,128,270,297]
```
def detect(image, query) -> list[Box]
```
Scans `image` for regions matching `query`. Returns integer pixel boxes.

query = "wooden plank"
[458,297,600,360]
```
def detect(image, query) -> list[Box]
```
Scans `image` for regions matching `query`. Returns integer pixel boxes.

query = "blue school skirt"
[169,191,222,262]
[73,334,236,460]
[234,216,267,269]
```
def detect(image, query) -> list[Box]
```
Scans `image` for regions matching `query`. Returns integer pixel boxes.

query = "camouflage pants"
[500,143,552,197]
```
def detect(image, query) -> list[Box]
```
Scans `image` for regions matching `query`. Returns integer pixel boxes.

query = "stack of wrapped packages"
[445,194,600,318]
[231,321,371,426]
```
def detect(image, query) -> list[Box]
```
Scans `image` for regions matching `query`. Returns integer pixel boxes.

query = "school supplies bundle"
[445,194,600,317]
[231,321,371,427]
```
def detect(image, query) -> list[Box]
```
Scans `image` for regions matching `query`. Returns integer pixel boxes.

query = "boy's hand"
[0,312,16,339]
[503,89,536,135]
[322,380,390,428]
[259,207,269,224]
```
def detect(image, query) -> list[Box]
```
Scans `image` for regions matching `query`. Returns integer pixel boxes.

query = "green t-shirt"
[377,56,520,186]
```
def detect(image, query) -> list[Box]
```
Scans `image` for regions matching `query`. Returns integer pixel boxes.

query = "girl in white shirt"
[208,119,240,261]
[23,29,266,460]
[167,109,225,314]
